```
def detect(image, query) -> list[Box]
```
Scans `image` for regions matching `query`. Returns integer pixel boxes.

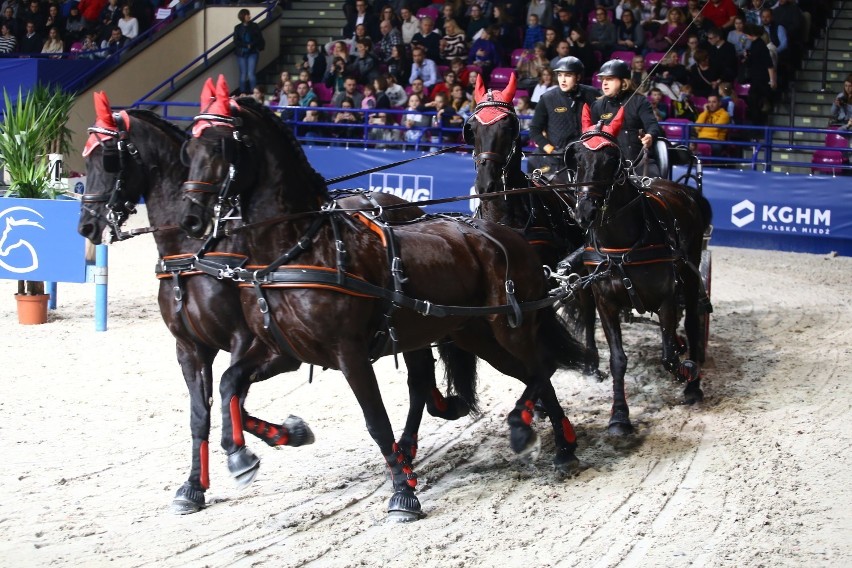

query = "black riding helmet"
[552,56,584,76]
[596,59,630,80]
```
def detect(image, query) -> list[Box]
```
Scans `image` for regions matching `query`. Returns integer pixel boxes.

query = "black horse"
[572,105,713,436]
[76,92,471,515]
[463,73,600,378]
[177,76,586,520]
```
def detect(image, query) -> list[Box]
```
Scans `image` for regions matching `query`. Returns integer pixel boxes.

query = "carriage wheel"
[699,249,712,348]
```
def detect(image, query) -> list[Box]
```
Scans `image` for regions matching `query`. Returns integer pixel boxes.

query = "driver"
[590,58,663,175]
[528,56,601,181]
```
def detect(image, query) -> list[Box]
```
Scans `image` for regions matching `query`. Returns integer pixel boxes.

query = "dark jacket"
[590,89,663,161]
[709,40,738,83]
[233,21,264,56]
[530,84,601,150]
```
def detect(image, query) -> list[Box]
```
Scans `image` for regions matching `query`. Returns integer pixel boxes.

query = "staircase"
[260,0,346,88]
[768,0,851,173]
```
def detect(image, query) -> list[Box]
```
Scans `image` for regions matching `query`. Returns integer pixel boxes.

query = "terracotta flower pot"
[15,294,50,325]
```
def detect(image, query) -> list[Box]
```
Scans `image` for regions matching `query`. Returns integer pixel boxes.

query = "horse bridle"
[571,128,627,205]
[465,95,521,194]
[180,112,251,238]
[80,112,145,241]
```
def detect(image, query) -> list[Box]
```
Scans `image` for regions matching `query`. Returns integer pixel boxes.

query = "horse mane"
[234,97,330,199]
[125,109,189,144]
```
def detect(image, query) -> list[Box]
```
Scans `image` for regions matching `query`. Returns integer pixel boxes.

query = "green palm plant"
[0,85,76,295]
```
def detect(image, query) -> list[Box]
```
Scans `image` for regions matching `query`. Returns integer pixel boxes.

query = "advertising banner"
[0,198,88,283]
[304,146,852,256]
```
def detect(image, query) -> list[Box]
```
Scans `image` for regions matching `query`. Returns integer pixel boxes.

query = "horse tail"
[538,306,586,370]
[437,342,480,415]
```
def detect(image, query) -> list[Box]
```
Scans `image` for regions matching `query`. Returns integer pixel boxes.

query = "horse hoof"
[387,490,423,522]
[516,431,542,464]
[171,483,205,515]
[283,415,315,446]
[553,449,581,474]
[427,395,470,420]
[584,368,607,381]
[676,360,700,384]
[227,446,260,489]
[683,386,704,405]
[607,420,634,437]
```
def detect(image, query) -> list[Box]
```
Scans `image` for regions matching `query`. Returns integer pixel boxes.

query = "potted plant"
[0,85,76,323]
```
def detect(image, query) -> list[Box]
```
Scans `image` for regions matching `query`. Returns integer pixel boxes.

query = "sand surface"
[1,207,851,567]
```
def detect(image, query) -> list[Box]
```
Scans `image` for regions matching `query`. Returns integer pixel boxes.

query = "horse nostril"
[180,215,203,236]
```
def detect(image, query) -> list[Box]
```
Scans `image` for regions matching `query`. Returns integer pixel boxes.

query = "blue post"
[47,281,57,309]
[94,245,108,331]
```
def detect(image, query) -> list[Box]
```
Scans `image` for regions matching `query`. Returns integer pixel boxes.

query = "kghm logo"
[369,173,432,202]
[731,199,755,228]
[730,199,831,235]
[0,206,45,273]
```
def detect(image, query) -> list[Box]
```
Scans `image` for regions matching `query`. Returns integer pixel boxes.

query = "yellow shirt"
[695,108,731,141]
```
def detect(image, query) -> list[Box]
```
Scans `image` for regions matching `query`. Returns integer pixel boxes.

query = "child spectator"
[368,112,403,149]
[467,26,499,82]
[648,87,668,121]
[672,83,697,121]
[332,97,361,141]
[361,83,376,109]
[514,95,532,144]
[402,93,429,144]
[523,13,544,50]
[383,73,407,107]
[718,81,738,122]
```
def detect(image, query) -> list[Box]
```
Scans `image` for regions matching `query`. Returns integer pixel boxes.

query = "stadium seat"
[591,75,603,89]
[514,88,529,101]
[644,52,667,70]
[732,98,747,124]
[611,50,637,65]
[312,83,333,105]
[825,131,851,148]
[734,82,751,97]
[691,96,708,110]
[811,149,847,175]
[693,143,713,157]
[511,48,531,67]
[669,0,688,7]
[416,6,439,20]
[489,67,514,89]
[661,118,691,141]
[437,64,450,77]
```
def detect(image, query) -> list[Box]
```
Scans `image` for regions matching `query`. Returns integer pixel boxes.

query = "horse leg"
[595,294,633,436]
[680,266,705,404]
[337,351,422,521]
[238,352,316,449]
[579,287,603,379]
[171,343,217,515]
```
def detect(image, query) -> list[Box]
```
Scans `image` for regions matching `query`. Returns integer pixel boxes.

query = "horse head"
[465,73,522,197]
[179,75,327,238]
[573,104,626,230]
[78,92,187,243]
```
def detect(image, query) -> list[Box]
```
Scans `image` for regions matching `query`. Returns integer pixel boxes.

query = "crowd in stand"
[268,0,831,148]
[0,0,162,57]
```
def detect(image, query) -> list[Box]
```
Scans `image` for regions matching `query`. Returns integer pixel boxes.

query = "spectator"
[325,56,348,93]
[118,5,138,40]
[352,37,380,85]
[233,9,264,94]
[639,0,668,36]
[1,7,21,39]
[332,76,364,108]
[522,13,544,50]
[386,44,409,88]
[343,0,378,42]
[429,69,459,101]
[332,97,361,141]
[399,6,419,45]
[464,69,480,98]
[702,0,738,32]
[41,25,63,57]
[514,95,532,143]
[44,3,64,33]
[671,83,697,120]
[412,16,441,62]
[300,100,328,141]
[297,69,311,86]
[440,19,467,62]
[688,49,722,98]
[466,4,487,40]
[21,0,45,34]
[360,82,376,108]
[830,74,852,130]
[78,0,106,33]
[718,81,740,122]
[651,51,690,99]
[761,8,787,57]
[425,91,460,141]
[384,73,407,107]
[648,87,668,121]
[370,76,391,109]
[705,28,738,83]
[771,0,802,46]
[251,85,266,105]
[299,39,327,85]
[78,30,98,58]
[629,54,650,95]
[742,23,775,125]
[543,26,559,60]
[0,22,15,53]
[98,25,124,57]
[402,93,430,144]
[368,112,403,149]
[551,39,569,69]
[436,3,458,34]
[526,0,551,30]
[554,8,574,40]
[530,66,556,106]
[408,77,429,103]
[727,16,751,58]
[296,81,317,106]
[567,28,595,79]
[615,9,642,52]
[615,0,641,22]
[279,92,301,122]
[449,56,470,86]
[692,94,731,155]
[98,0,120,39]
[375,18,402,62]
[409,45,438,88]
[449,83,472,119]
[467,26,499,81]
[378,5,400,29]
[491,4,519,55]
[270,71,292,106]
[647,8,687,52]
[516,42,549,91]
[680,34,701,67]
[64,5,84,45]
[18,21,42,53]
[688,7,712,43]
[744,0,765,26]
[587,6,616,59]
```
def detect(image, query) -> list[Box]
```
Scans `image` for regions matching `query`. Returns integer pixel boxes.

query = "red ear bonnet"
[473,74,486,104]
[472,73,518,125]
[82,91,118,157]
[193,75,236,137]
[581,106,625,150]
[581,103,593,132]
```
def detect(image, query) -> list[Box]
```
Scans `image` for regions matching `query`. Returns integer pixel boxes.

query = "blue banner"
[0,198,88,283]
[0,59,99,104]
[303,146,852,256]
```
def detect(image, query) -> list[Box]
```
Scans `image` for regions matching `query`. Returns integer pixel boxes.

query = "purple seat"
[611,51,637,65]
[825,131,851,148]
[734,82,751,97]
[312,83,333,105]
[661,118,691,140]
[694,143,713,157]
[489,67,514,89]
[511,48,531,67]
[733,98,747,124]
[811,149,847,175]
[644,52,667,70]
[691,96,708,110]
[416,6,439,20]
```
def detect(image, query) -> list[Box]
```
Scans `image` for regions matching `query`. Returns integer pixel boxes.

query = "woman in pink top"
[645,8,687,52]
